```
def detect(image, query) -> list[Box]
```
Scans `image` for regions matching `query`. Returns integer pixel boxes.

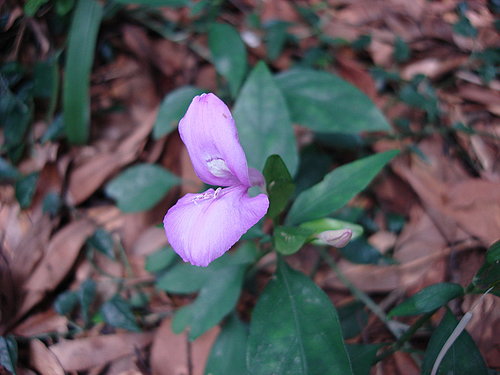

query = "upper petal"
[163,185,269,267]
[179,93,251,187]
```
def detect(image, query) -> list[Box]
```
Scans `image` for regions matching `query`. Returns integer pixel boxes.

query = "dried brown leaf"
[29,339,65,375]
[49,332,154,372]
[150,319,218,375]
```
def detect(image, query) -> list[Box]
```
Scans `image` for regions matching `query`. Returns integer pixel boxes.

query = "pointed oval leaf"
[233,62,298,175]
[105,163,178,212]
[145,246,177,273]
[0,336,18,375]
[101,295,140,332]
[389,283,464,317]
[247,260,353,375]
[153,86,205,139]
[275,69,390,133]
[209,23,247,97]
[263,154,295,218]
[286,150,399,225]
[172,265,245,340]
[204,314,248,375]
[421,309,488,375]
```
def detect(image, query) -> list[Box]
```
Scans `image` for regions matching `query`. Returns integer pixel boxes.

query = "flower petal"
[179,93,251,187]
[163,185,269,267]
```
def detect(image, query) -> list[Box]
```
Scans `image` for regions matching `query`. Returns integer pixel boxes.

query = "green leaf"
[421,309,488,375]
[156,263,213,294]
[338,301,368,339]
[204,314,247,375]
[0,336,17,375]
[105,163,178,212]
[286,150,399,225]
[234,61,298,175]
[24,0,49,16]
[113,0,189,7]
[208,23,247,97]
[172,266,246,340]
[273,226,312,255]
[0,157,20,181]
[393,36,410,63]
[42,192,63,217]
[101,295,140,332]
[172,243,256,340]
[263,154,295,218]
[55,0,75,15]
[275,69,390,133]
[87,228,115,259]
[247,259,353,375]
[145,246,177,273]
[472,240,500,294]
[54,291,79,316]
[339,238,383,265]
[15,172,39,209]
[388,283,464,317]
[264,21,291,61]
[153,86,204,139]
[63,0,103,144]
[79,279,96,325]
[346,344,380,375]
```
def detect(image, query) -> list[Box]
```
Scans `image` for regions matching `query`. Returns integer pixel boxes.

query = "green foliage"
[275,69,391,133]
[171,244,256,340]
[0,157,20,181]
[204,314,248,375]
[389,283,464,317]
[145,246,177,273]
[101,295,141,332]
[273,226,312,255]
[87,228,115,259]
[421,309,488,375]
[286,150,399,225]
[105,163,179,212]
[264,20,292,61]
[338,302,369,339]
[15,172,39,209]
[234,62,298,175]
[54,291,79,316]
[153,86,205,139]
[209,23,247,97]
[247,259,353,375]
[263,154,295,218]
[472,240,500,294]
[393,36,410,63]
[63,0,103,144]
[347,344,381,375]
[339,238,384,265]
[113,0,189,7]
[23,0,49,17]
[79,279,97,325]
[0,336,18,375]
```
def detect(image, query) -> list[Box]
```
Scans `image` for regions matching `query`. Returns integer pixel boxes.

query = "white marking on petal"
[206,158,232,178]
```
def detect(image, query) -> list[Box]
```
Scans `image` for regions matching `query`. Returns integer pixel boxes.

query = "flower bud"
[315,229,353,248]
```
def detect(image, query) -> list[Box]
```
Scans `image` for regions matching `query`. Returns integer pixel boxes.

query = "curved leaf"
[247,259,353,375]
[275,69,390,133]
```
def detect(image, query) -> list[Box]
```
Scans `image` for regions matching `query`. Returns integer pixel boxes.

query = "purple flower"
[163,93,269,267]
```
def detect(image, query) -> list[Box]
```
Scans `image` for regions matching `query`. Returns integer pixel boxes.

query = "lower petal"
[163,186,269,267]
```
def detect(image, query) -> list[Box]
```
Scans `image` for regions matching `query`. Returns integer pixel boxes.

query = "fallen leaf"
[29,339,65,375]
[17,219,95,319]
[49,332,154,372]
[150,319,218,375]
